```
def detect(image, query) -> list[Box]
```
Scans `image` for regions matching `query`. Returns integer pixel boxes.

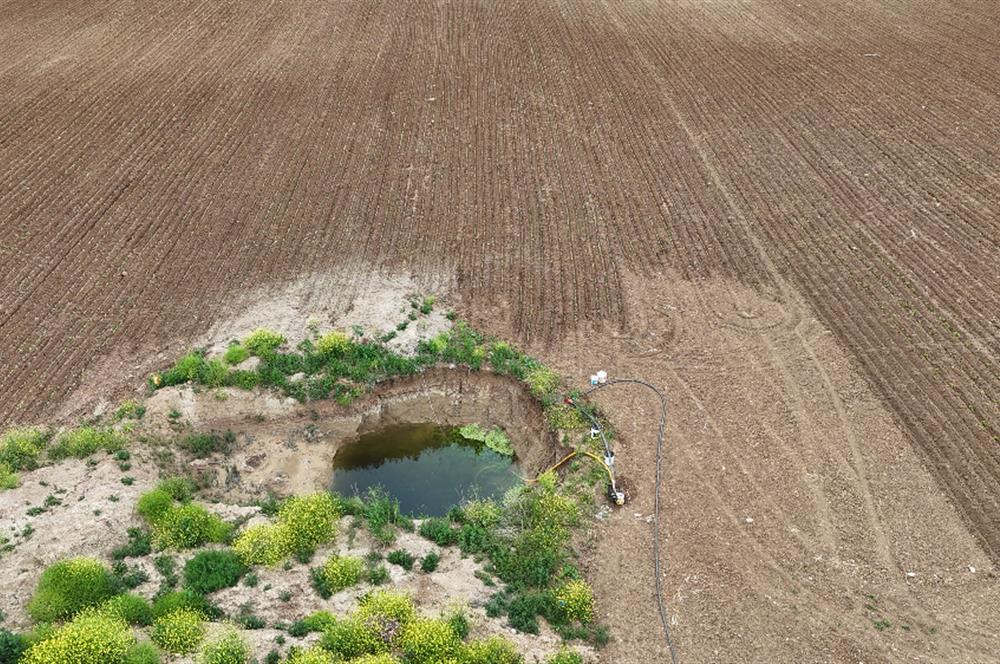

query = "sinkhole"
[330,422,522,516]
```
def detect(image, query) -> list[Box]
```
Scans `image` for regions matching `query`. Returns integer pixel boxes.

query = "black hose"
[582,378,679,664]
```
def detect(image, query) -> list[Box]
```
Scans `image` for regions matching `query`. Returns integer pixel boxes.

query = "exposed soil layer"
[144,368,562,504]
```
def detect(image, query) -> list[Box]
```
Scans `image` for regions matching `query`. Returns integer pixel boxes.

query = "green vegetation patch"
[0,427,48,471]
[20,609,134,664]
[48,427,125,460]
[183,550,247,594]
[151,608,206,654]
[312,555,363,597]
[198,628,250,664]
[27,557,120,623]
[137,479,231,550]
[233,492,340,567]
[102,593,154,626]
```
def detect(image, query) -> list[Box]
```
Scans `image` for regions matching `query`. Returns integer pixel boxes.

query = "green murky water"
[330,423,521,516]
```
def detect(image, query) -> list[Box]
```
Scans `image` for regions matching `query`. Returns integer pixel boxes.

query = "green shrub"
[0,427,47,470]
[544,405,587,431]
[137,489,174,524]
[166,352,207,385]
[112,527,152,560]
[278,493,340,555]
[316,331,351,356]
[495,530,562,589]
[124,641,161,664]
[366,564,389,585]
[301,611,337,633]
[362,487,402,545]
[462,499,502,528]
[554,580,594,624]
[103,593,154,626]
[198,628,250,664]
[545,648,583,664]
[243,329,285,356]
[154,555,178,590]
[155,503,231,549]
[111,560,149,589]
[462,636,524,664]
[418,518,457,546]
[179,432,228,458]
[0,629,26,664]
[400,619,461,663]
[228,370,260,390]
[319,555,363,594]
[486,341,530,378]
[319,619,383,659]
[457,523,492,555]
[160,476,196,501]
[233,523,290,566]
[183,550,247,594]
[447,610,469,640]
[27,557,120,623]
[152,590,220,620]
[386,549,415,570]
[0,463,17,490]
[20,609,133,664]
[114,401,146,421]
[284,646,335,664]
[223,343,250,366]
[151,608,205,654]
[356,590,416,628]
[419,552,439,573]
[524,366,559,401]
[48,427,124,460]
[348,655,399,664]
[505,591,557,634]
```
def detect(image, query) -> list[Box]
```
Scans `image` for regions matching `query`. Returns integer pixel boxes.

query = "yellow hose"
[524,449,615,484]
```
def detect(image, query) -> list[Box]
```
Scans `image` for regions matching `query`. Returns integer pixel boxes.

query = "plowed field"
[1,1,998,661]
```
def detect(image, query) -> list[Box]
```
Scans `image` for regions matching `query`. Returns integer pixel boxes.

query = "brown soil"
[1,1,999,662]
[526,273,1000,663]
